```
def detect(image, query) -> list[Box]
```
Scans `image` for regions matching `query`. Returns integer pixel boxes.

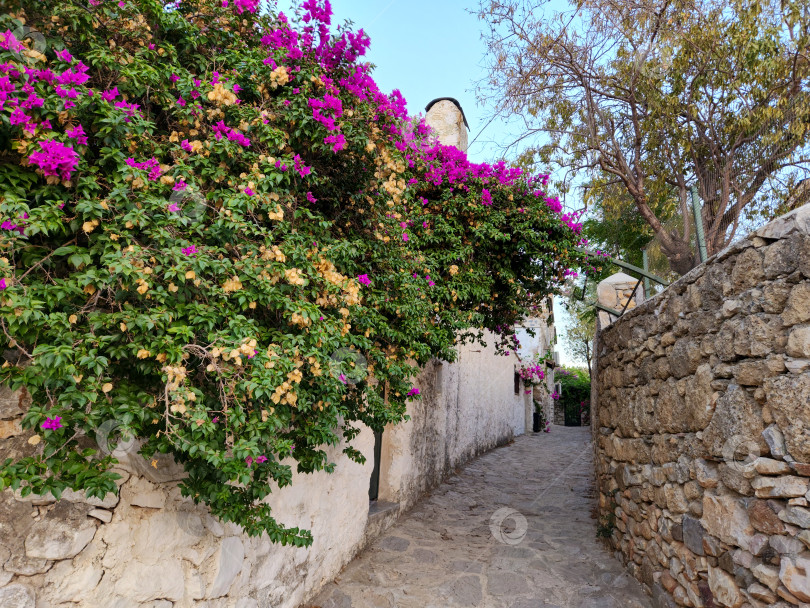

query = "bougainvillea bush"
[0,0,588,545]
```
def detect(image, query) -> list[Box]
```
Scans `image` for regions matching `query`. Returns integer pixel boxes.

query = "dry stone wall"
[594,204,810,608]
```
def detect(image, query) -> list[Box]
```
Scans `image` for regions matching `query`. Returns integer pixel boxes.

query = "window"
[514,371,520,395]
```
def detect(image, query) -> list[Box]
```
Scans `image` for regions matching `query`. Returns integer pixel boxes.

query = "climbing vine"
[0,0,590,544]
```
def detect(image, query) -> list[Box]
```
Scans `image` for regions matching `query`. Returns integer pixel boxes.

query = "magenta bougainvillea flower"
[41,416,63,430]
[357,274,371,286]
[182,245,198,256]
[406,388,420,397]
[100,87,119,102]
[481,188,493,206]
[65,124,88,145]
[55,49,73,62]
[28,140,79,180]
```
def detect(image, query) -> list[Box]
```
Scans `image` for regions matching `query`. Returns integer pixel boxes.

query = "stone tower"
[424,98,469,152]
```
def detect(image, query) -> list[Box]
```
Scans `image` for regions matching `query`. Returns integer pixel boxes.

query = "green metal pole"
[691,185,708,263]
[573,247,670,286]
[641,248,651,299]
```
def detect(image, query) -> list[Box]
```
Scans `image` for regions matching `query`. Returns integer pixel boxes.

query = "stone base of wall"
[594,205,810,608]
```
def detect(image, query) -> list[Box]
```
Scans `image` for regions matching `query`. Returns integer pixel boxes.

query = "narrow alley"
[312,427,652,608]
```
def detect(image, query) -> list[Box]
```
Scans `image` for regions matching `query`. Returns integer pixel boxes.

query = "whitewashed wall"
[0,328,533,608]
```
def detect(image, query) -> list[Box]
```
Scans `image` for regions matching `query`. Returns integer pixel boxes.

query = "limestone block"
[779,505,810,528]
[701,494,755,548]
[733,314,784,357]
[786,358,810,373]
[787,325,810,357]
[783,284,810,326]
[761,424,790,460]
[763,374,810,462]
[0,584,35,608]
[115,441,187,483]
[670,338,702,379]
[206,536,245,598]
[88,508,112,523]
[752,562,780,591]
[708,565,743,607]
[763,233,806,278]
[734,356,785,386]
[755,203,810,240]
[46,560,103,603]
[3,553,51,575]
[748,582,777,603]
[753,457,792,475]
[752,475,810,498]
[113,560,186,602]
[0,385,28,420]
[719,463,754,496]
[702,384,763,459]
[695,459,720,489]
[24,517,97,560]
[779,555,810,602]
[125,477,166,509]
[747,500,786,535]
[731,248,764,294]
[0,418,22,439]
[761,282,793,313]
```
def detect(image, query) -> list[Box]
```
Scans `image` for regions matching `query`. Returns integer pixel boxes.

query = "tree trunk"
[658,232,698,275]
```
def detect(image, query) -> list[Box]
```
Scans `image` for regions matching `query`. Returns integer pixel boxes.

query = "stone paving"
[310,426,653,608]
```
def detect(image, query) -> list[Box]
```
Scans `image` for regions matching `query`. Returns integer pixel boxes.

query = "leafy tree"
[478,0,810,275]
[562,302,595,377]
[0,0,590,544]
[555,366,590,424]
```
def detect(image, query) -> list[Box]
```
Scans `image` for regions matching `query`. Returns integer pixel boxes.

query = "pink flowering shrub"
[0,0,591,545]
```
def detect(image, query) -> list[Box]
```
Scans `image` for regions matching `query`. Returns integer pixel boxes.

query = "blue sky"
[272,0,584,367]
[272,0,526,163]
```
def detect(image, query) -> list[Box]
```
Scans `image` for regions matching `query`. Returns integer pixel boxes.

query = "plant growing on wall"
[0,0,592,545]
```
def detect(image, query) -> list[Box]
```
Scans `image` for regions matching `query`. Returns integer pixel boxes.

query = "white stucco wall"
[0,328,537,608]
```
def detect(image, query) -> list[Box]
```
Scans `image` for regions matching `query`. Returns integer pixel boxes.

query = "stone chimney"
[425,98,469,152]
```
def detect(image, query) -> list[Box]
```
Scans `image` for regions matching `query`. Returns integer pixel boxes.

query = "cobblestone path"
[311,426,653,608]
